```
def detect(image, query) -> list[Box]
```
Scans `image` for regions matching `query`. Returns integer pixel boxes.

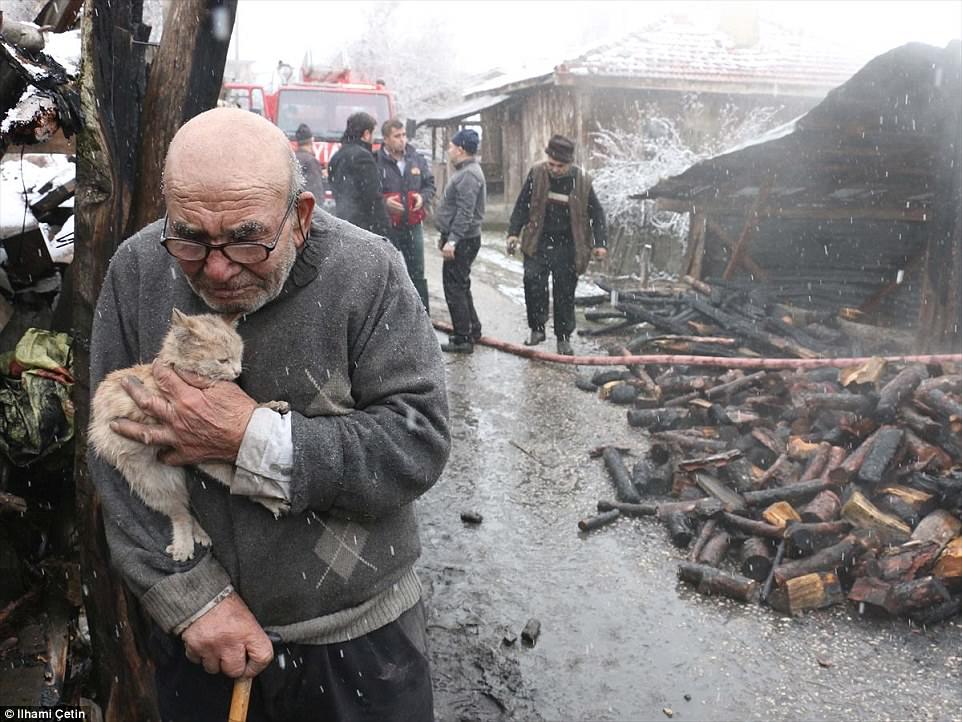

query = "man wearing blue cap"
[435,128,486,353]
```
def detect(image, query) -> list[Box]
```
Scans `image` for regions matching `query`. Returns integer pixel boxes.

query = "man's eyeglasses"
[161,196,297,264]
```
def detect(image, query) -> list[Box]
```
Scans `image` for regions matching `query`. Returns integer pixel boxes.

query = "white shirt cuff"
[232,407,294,502]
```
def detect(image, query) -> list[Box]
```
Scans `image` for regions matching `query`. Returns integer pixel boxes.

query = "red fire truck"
[221,65,396,206]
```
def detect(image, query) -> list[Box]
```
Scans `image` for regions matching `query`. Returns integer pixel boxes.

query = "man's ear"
[294,193,314,246]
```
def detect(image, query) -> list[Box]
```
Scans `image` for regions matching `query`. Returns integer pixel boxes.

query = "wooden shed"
[419,15,867,215]
[638,42,961,352]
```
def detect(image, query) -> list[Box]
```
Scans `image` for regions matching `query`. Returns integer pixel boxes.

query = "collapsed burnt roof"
[637,42,962,352]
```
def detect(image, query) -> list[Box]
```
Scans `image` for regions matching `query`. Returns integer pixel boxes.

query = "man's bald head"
[164,108,300,204]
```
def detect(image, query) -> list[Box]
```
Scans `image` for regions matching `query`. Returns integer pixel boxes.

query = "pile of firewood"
[579,337,961,624]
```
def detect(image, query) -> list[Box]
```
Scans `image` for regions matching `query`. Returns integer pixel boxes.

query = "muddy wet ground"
[414,232,962,722]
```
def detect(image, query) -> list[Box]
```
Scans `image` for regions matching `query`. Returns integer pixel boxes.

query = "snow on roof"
[42,29,81,79]
[470,17,869,97]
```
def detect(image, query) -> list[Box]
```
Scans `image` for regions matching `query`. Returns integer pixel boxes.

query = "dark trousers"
[442,236,482,342]
[523,234,578,338]
[388,224,429,312]
[151,602,434,722]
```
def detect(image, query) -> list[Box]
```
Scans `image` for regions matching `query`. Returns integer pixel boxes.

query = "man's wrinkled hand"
[506,236,519,256]
[109,361,257,465]
[182,592,273,678]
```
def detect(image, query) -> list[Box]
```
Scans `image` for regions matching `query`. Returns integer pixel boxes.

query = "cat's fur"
[90,309,287,561]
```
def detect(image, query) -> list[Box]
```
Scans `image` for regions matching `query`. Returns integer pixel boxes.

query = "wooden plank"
[722,177,773,280]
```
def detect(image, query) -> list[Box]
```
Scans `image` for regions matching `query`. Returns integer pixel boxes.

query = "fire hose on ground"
[431,320,962,370]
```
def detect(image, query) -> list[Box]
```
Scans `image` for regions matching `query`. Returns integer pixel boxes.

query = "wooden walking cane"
[228,678,252,722]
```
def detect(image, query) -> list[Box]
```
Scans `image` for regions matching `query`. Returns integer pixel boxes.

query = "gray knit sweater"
[89,210,450,643]
[434,157,486,244]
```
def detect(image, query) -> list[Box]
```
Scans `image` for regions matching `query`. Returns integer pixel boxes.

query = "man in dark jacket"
[328,112,391,236]
[293,123,327,203]
[435,128,486,353]
[376,118,435,311]
[507,134,607,355]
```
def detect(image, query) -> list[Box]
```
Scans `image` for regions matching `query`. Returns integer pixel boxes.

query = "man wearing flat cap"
[435,128,486,353]
[507,134,607,355]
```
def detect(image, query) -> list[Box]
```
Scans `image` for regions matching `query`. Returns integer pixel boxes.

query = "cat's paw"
[192,519,211,547]
[255,496,290,519]
[167,540,195,561]
[263,400,290,415]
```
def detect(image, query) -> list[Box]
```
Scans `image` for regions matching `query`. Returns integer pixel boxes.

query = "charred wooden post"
[799,490,842,524]
[693,471,747,512]
[784,521,853,554]
[888,577,952,615]
[651,431,728,453]
[818,446,849,482]
[760,539,787,603]
[797,393,876,415]
[578,509,621,533]
[597,500,657,516]
[665,511,695,548]
[909,597,962,626]
[689,518,718,562]
[914,388,962,425]
[899,407,943,440]
[740,537,774,581]
[876,365,928,421]
[799,442,833,481]
[829,427,884,483]
[773,535,861,585]
[704,371,772,402]
[842,490,912,544]
[856,426,905,486]
[719,512,783,540]
[724,457,760,493]
[627,408,694,431]
[602,447,641,504]
[762,501,802,529]
[770,572,846,615]
[874,485,936,528]
[632,458,672,496]
[902,430,953,472]
[598,498,724,518]
[744,480,840,509]
[695,531,732,567]
[677,562,759,603]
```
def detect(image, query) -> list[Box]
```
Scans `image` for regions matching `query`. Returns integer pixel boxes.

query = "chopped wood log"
[760,540,787,603]
[597,500,657,516]
[784,521,853,554]
[876,365,928,421]
[796,392,876,415]
[696,531,732,567]
[627,408,694,431]
[799,442,833,481]
[829,427,883,483]
[740,537,774,581]
[658,375,713,396]
[910,510,962,547]
[841,490,911,544]
[856,426,905,486]
[689,518,718,562]
[799,490,842,524]
[888,577,952,615]
[704,371,773,401]
[916,375,962,396]
[578,510,620,533]
[818,446,849,482]
[787,437,822,460]
[773,535,861,585]
[616,302,692,336]
[29,178,77,220]
[909,597,962,625]
[933,537,962,581]
[769,571,845,614]
[663,391,702,408]
[877,540,942,582]
[744,480,840,509]
[723,457,760,494]
[677,562,759,603]
[914,388,962,423]
[631,458,672,496]
[899,407,943,439]
[849,577,896,614]
[873,485,936,528]
[751,427,787,456]
[602,447,641,504]
[901,430,953,472]
[665,511,695,548]
[678,449,743,472]
[718,512,783,540]
[754,453,793,490]
[762,501,802,528]
[693,471,746,512]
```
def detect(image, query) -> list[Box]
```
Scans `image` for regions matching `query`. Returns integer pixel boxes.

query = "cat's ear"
[221,312,242,328]
[170,308,189,326]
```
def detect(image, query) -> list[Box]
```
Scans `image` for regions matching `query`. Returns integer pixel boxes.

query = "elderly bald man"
[89,108,448,722]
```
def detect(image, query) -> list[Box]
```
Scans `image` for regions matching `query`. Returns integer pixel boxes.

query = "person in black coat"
[327,112,391,236]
